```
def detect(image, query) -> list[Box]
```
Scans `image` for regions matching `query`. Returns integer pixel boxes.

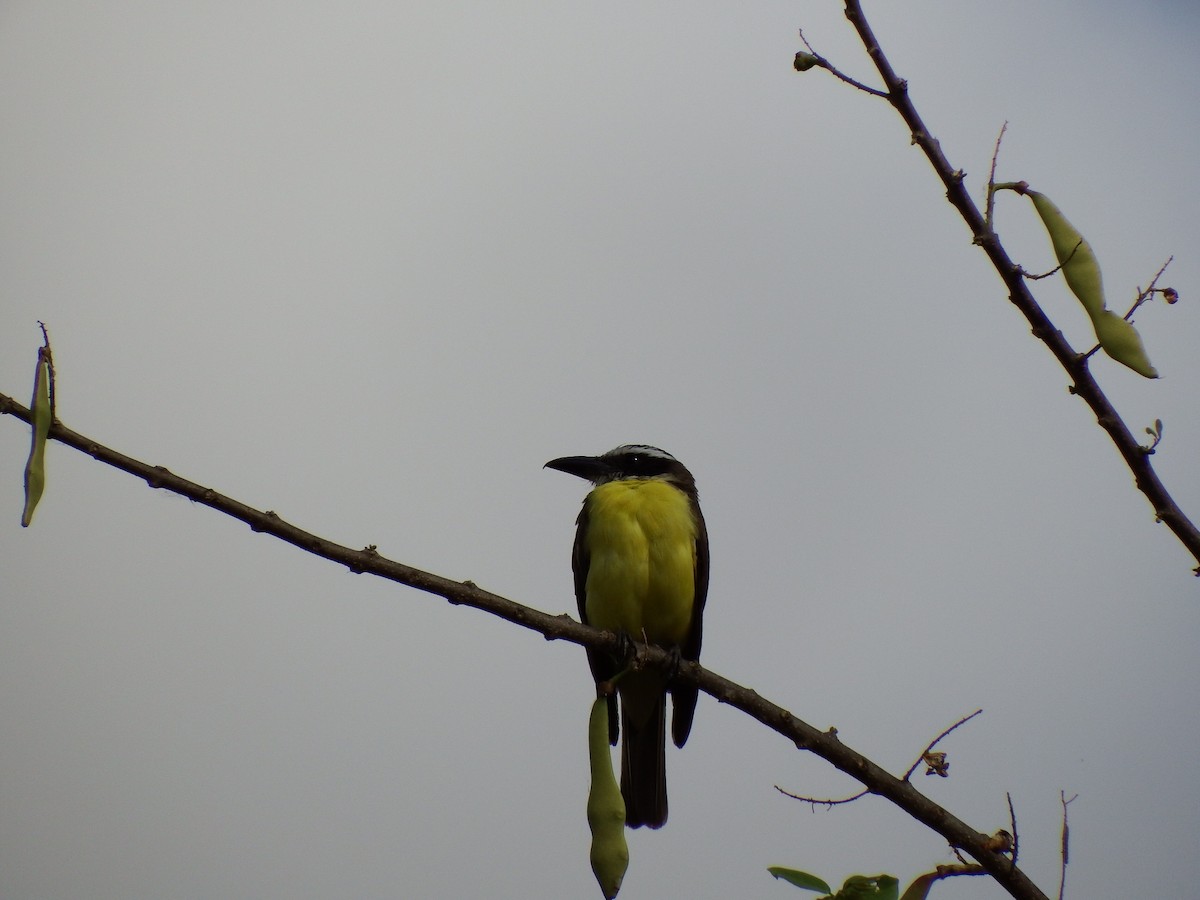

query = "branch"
[1058,791,1078,900]
[775,707,982,806]
[0,392,1047,900]
[901,707,983,781]
[810,0,1200,573]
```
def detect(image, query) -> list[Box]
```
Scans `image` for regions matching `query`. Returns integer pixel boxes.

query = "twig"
[985,121,1008,228]
[1058,792,1078,900]
[795,29,888,98]
[774,784,867,807]
[1007,792,1020,868]
[775,707,981,806]
[1124,256,1174,320]
[902,708,983,780]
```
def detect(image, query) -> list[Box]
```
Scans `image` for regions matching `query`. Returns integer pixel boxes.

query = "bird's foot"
[614,630,638,665]
[665,644,685,681]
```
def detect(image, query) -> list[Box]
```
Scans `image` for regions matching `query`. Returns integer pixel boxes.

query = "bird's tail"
[620,691,667,829]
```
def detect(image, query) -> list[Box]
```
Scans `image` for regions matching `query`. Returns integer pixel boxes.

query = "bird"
[545,444,709,829]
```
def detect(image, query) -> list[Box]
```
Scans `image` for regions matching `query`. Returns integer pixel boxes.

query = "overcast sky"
[2,2,1198,898]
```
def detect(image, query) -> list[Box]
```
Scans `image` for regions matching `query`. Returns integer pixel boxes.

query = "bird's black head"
[545,444,697,492]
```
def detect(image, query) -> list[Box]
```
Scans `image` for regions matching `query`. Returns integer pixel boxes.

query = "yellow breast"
[583,478,698,647]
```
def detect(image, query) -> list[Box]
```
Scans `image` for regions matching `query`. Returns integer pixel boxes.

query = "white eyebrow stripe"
[605,444,677,462]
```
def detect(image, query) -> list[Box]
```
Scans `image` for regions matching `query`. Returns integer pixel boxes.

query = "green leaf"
[768,867,833,894]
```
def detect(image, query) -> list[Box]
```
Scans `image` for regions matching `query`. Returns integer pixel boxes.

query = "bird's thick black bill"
[544,455,612,482]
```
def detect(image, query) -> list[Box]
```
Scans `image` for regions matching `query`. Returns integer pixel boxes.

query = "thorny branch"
[795,0,1200,574]
[1,390,1039,900]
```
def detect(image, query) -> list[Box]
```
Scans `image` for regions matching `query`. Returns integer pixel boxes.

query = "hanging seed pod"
[1092,309,1159,378]
[1026,190,1106,318]
[1024,188,1158,378]
[587,695,628,899]
[21,346,52,527]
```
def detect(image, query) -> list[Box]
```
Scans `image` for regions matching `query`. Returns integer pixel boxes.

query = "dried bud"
[922,751,950,777]
[793,52,820,72]
[984,829,1014,853]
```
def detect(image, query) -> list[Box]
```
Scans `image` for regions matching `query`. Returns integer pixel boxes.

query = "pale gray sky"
[2,2,1198,898]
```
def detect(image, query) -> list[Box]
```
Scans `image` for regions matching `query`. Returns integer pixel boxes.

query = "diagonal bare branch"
[817,0,1200,573]
[0,390,1045,899]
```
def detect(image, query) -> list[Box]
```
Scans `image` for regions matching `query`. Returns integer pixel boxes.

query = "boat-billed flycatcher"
[545,445,709,829]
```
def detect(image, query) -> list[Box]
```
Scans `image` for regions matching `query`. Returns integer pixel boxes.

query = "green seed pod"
[21,348,52,527]
[587,695,628,899]
[1025,189,1159,378]
[1027,190,1106,319]
[1092,309,1159,378]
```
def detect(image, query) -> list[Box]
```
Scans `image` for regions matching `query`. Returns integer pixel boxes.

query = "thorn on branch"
[146,465,173,489]
[250,510,278,533]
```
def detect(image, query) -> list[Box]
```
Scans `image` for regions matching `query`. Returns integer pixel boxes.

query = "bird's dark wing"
[574,499,620,745]
[670,498,708,747]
